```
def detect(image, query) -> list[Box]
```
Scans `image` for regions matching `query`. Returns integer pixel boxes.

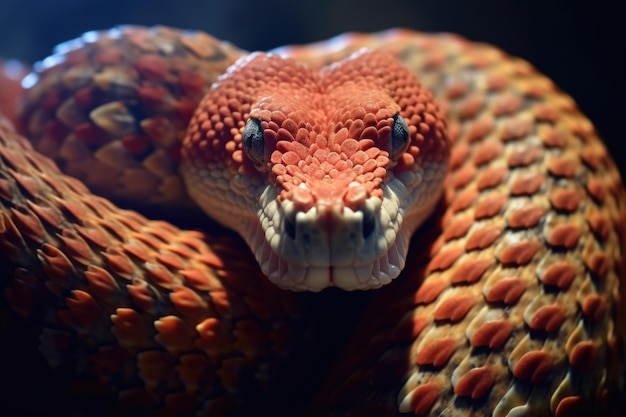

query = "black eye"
[242,118,265,165]
[390,113,410,160]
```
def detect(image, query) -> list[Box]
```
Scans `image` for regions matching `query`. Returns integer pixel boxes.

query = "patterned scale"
[0,26,624,417]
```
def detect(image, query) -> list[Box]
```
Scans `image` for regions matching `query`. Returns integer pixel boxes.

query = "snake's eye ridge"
[390,113,410,160]
[242,118,265,165]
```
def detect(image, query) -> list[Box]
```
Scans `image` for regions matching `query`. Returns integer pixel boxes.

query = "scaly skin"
[1,26,625,416]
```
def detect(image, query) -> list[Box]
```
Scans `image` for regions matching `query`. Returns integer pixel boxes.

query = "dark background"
[0,0,624,173]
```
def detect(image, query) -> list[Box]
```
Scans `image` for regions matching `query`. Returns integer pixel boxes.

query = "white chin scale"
[260,237,410,292]
[240,186,411,291]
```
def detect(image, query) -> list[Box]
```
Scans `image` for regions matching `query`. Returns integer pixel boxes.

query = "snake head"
[182,49,449,291]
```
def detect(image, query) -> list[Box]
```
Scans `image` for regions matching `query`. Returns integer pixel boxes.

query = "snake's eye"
[390,113,410,160]
[242,118,265,165]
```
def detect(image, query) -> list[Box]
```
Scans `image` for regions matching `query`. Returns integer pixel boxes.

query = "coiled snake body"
[0,26,624,416]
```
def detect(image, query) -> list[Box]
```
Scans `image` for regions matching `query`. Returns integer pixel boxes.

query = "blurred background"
[0,0,623,171]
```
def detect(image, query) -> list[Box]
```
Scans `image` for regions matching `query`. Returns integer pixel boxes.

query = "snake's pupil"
[390,113,410,160]
[242,118,265,165]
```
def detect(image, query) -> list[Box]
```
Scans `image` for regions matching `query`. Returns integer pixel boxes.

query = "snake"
[0,25,624,417]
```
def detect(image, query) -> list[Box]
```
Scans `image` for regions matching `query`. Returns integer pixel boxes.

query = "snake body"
[0,26,624,416]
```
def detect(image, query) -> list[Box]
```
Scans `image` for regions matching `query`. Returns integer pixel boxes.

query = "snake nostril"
[285,215,296,240]
[362,211,376,239]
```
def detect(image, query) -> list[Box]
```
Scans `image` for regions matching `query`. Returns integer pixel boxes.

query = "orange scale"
[111,308,152,348]
[493,95,522,116]
[458,94,485,119]
[58,231,96,265]
[533,103,560,123]
[508,204,546,229]
[145,261,176,288]
[397,153,415,171]
[443,217,473,241]
[548,223,581,249]
[582,294,606,322]
[580,146,605,171]
[550,188,581,212]
[362,159,377,173]
[433,294,475,322]
[484,277,526,304]
[102,250,135,279]
[450,187,479,213]
[512,350,553,382]
[427,247,465,273]
[360,125,379,140]
[498,240,539,265]
[156,252,185,270]
[486,74,509,91]
[548,157,579,178]
[508,146,542,168]
[26,201,62,229]
[476,166,508,191]
[470,319,513,349]
[473,141,503,166]
[451,258,493,284]
[52,196,90,221]
[586,177,607,203]
[510,171,545,196]
[122,241,153,263]
[474,194,507,220]
[528,304,565,332]
[84,265,122,303]
[281,151,300,165]
[126,281,156,312]
[500,118,532,141]
[416,337,457,367]
[448,143,470,170]
[62,290,102,328]
[350,150,369,165]
[131,231,167,251]
[540,127,568,148]
[446,79,469,99]
[365,146,381,158]
[569,341,597,371]
[451,165,476,189]
[586,212,611,241]
[584,252,609,279]
[271,164,287,176]
[466,117,495,143]
[453,366,495,400]
[554,396,592,417]
[209,290,232,317]
[407,382,441,416]
[414,278,448,305]
[154,316,195,352]
[541,261,576,289]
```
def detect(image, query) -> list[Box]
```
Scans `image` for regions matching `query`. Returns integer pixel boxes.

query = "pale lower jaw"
[248,224,410,292]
